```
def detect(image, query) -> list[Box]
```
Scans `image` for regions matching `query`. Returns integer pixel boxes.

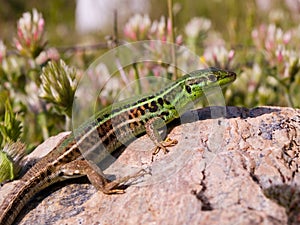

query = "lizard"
[0,67,236,225]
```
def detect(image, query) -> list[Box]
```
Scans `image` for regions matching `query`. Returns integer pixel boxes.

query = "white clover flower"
[185,17,211,38]
[124,14,181,44]
[203,45,235,70]
[39,60,78,117]
[14,8,46,58]
[0,40,6,63]
[124,14,152,41]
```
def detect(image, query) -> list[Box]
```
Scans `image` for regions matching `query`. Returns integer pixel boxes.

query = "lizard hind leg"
[60,159,148,194]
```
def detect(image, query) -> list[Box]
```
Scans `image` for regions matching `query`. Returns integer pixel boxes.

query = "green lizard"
[0,67,236,225]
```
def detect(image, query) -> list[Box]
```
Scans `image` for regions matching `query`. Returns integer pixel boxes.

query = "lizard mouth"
[223,71,237,83]
[217,70,236,87]
[226,71,237,80]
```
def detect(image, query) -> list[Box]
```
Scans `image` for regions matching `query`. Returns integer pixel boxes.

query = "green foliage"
[0,142,26,182]
[0,100,22,147]
[0,100,25,182]
[0,151,15,182]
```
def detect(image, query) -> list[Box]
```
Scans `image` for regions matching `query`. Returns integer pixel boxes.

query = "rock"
[1,106,300,225]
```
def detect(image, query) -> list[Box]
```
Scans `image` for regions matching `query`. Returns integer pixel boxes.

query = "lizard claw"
[151,137,178,161]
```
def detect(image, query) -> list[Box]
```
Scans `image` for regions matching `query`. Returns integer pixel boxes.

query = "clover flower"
[124,14,152,41]
[252,24,291,65]
[14,9,46,58]
[185,17,211,39]
[35,47,60,65]
[203,46,235,70]
[124,14,182,44]
[252,24,299,81]
[123,14,183,79]
[252,23,300,106]
[149,16,169,41]
[149,16,182,44]
[275,48,300,81]
[39,60,78,118]
[184,17,211,52]
[0,40,6,64]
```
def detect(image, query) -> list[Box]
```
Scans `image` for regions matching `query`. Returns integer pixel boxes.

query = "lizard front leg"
[145,117,178,160]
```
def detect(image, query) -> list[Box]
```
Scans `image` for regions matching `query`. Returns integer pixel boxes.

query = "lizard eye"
[208,74,217,82]
[185,85,192,94]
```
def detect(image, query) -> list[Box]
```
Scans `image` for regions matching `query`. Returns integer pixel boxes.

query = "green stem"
[167,0,177,80]
[39,113,49,140]
[283,85,294,108]
[275,75,294,108]
[65,115,71,131]
[133,63,142,95]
